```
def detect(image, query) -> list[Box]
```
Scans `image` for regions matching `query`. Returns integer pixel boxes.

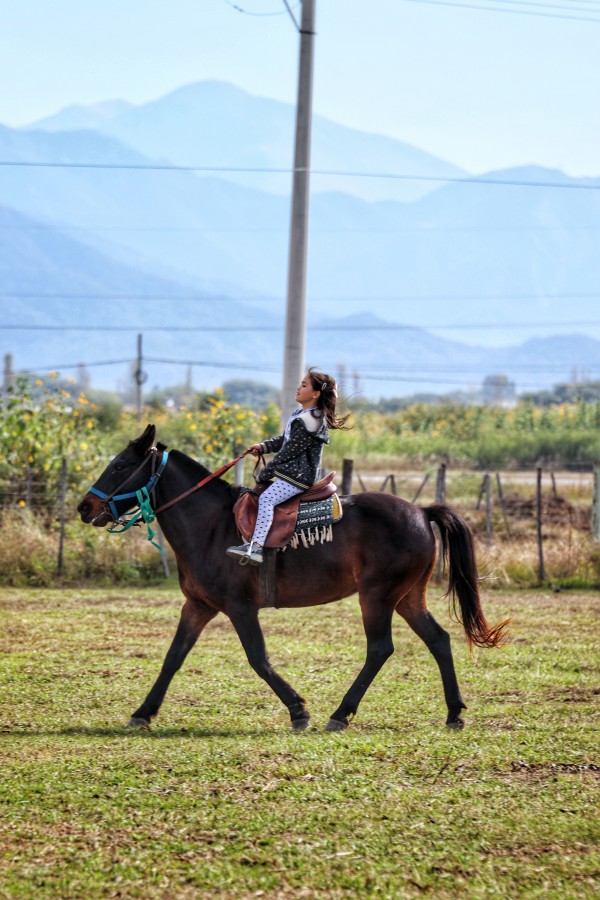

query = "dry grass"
[0,469,597,590]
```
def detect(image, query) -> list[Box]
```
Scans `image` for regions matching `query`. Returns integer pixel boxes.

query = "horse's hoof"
[291,717,310,732]
[326,717,349,732]
[126,716,151,730]
[446,717,465,730]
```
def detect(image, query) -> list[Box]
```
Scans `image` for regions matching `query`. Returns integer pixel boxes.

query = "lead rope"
[136,487,164,555]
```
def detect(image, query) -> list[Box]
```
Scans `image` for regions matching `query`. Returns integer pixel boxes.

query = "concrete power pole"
[134,333,146,424]
[3,353,15,393]
[281,0,316,423]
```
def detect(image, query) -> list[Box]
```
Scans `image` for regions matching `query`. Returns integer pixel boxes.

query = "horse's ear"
[132,424,156,457]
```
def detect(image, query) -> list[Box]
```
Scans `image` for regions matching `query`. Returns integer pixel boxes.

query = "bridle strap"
[89,448,168,521]
[154,451,250,515]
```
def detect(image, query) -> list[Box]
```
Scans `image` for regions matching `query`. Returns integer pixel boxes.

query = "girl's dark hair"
[307,368,351,430]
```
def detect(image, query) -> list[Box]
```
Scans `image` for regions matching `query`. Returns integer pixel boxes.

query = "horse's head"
[77,424,164,527]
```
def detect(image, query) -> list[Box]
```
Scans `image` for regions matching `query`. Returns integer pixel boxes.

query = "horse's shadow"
[4,725,274,739]
[3,722,407,739]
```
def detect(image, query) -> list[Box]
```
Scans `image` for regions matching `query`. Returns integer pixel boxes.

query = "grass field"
[1,585,599,898]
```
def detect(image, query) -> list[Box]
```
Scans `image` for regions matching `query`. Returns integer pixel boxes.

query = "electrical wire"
[2,290,598,303]
[222,0,298,17]
[1,159,598,191]
[401,0,600,23]
[281,0,300,30]
[12,357,592,390]
[1,223,600,234]
[0,315,592,330]
[475,0,600,10]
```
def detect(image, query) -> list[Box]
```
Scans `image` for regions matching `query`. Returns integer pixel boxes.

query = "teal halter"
[88,449,169,524]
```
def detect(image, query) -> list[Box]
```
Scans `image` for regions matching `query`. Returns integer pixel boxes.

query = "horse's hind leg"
[396,575,467,728]
[326,593,395,731]
[127,597,217,728]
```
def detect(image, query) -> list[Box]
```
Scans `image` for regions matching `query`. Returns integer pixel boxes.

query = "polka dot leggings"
[251,479,304,546]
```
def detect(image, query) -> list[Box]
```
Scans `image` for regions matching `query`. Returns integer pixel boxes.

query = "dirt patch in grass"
[508,761,600,779]
[503,493,590,529]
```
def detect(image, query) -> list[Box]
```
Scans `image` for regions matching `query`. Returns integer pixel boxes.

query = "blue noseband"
[89,449,169,522]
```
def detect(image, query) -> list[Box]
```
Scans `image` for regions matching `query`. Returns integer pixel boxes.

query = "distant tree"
[521,380,600,406]
[482,374,516,406]
[85,390,124,429]
[221,380,280,410]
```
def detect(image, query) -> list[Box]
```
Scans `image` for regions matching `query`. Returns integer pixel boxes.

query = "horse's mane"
[169,449,245,501]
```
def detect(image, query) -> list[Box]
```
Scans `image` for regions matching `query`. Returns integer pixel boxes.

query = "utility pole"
[281,0,316,422]
[3,353,15,393]
[134,333,146,424]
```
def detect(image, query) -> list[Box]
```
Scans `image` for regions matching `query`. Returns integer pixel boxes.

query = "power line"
[222,0,299,17]
[12,357,591,390]
[2,290,598,303]
[3,321,599,332]
[1,159,599,190]
[281,0,300,30]
[481,0,600,10]
[2,222,600,234]
[401,0,600,23]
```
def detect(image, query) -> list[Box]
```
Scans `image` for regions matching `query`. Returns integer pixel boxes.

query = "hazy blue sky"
[2,0,599,176]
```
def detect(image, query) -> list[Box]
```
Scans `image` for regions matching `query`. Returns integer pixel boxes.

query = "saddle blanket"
[287,495,343,549]
[233,476,342,550]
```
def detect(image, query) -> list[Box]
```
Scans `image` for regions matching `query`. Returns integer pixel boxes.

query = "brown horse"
[77,425,508,732]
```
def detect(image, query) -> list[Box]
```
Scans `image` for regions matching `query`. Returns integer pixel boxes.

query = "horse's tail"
[425,504,510,650]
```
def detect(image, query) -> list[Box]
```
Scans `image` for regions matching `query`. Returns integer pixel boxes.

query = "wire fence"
[0,458,598,583]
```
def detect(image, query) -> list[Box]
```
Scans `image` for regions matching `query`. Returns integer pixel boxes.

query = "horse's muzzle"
[77,493,112,527]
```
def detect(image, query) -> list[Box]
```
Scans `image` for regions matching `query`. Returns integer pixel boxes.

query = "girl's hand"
[247,443,263,457]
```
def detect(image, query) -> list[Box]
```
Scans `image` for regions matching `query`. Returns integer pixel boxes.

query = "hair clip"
[321,381,328,390]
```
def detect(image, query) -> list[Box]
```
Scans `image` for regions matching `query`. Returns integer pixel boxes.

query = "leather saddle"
[233,472,337,550]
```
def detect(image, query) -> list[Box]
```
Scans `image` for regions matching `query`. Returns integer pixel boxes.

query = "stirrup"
[226,541,263,566]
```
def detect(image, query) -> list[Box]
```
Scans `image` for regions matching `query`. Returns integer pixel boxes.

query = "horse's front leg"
[226,599,310,731]
[127,597,217,728]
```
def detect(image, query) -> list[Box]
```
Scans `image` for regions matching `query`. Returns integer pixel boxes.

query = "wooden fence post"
[495,472,511,537]
[536,467,546,582]
[434,464,446,582]
[57,458,67,577]
[592,465,600,543]
[341,459,353,495]
[476,475,487,510]
[485,473,492,545]
[436,464,446,504]
[411,472,429,504]
[379,474,396,494]
[233,444,245,487]
[155,527,170,578]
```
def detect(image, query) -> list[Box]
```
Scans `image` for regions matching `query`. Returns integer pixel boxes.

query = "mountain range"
[1,80,598,397]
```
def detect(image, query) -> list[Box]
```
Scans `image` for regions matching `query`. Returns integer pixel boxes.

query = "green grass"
[1,586,599,898]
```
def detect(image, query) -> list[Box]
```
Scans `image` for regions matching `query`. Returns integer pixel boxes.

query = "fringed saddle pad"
[233,473,340,550]
[286,494,343,550]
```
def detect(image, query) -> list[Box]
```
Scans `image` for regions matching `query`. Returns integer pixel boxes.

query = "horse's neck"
[155,449,237,523]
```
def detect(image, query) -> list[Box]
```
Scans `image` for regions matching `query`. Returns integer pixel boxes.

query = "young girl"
[227,368,349,566]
